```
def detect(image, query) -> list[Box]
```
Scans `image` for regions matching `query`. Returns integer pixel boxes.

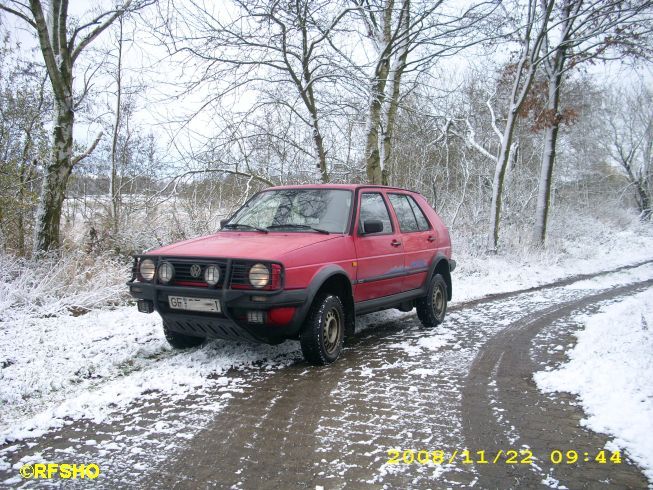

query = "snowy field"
[535,289,653,482]
[1,217,653,481]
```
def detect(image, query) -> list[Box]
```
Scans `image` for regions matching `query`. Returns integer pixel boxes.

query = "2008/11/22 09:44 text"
[387,449,622,465]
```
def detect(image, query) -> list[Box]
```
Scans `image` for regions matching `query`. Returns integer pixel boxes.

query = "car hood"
[147,232,341,261]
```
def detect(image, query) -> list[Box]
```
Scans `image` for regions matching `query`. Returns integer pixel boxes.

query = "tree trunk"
[381,0,410,187]
[487,111,518,253]
[33,102,74,253]
[309,108,329,183]
[533,124,559,243]
[533,73,562,245]
[641,117,653,220]
[365,69,389,184]
[624,162,652,220]
[637,183,651,220]
[110,17,124,234]
[17,151,34,257]
[365,0,394,185]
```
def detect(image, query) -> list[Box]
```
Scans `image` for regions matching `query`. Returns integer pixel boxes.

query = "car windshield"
[227,189,353,234]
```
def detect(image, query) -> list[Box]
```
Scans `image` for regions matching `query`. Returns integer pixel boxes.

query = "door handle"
[391,239,402,247]
[427,236,436,242]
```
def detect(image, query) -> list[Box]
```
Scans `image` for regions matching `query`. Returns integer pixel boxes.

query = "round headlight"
[249,263,270,288]
[139,258,156,281]
[204,265,221,286]
[158,262,175,284]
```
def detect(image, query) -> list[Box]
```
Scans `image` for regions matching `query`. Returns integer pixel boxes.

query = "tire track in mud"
[450,258,653,311]
[462,279,653,489]
[148,267,653,489]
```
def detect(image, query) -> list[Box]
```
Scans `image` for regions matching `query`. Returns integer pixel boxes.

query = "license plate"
[168,296,221,313]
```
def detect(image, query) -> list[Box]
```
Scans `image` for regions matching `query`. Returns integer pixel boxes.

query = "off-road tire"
[300,294,345,365]
[163,321,205,349]
[416,273,447,328]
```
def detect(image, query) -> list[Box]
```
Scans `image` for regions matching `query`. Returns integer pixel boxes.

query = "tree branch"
[0,3,36,28]
[71,0,134,64]
[71,131,103,166]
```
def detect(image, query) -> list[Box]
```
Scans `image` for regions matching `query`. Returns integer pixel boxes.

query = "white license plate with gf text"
[168,296,221,313]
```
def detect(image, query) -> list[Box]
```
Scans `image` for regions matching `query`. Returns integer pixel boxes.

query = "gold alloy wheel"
[433,284,445,317]
[323,308,341,355]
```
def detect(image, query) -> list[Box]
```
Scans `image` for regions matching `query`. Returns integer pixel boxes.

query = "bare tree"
[358,0,412,184]
[603,84,653,219]
[357,0,496,184]
[157,0,358,183]
[109,16,125,236]
[0,35,50,255]
[532,0,653,245]
[0,0,150,253]
[459,0,553,252]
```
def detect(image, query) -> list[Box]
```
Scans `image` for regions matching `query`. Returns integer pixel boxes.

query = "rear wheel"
[416,273,447,328]
[163,321,205,349]
[300,294,345,365]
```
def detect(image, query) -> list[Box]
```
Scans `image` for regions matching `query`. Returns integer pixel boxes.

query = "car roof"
[265,183,419,193]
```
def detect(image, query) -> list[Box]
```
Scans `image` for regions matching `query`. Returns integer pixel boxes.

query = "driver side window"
[358,193,393,234]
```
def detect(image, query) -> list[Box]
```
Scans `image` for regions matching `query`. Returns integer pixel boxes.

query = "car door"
[353,191,406,302]
[387,193,435,291]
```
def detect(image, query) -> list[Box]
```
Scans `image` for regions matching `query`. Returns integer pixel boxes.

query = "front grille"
[165,260,227,288]
[230,262,252,288]
[132,255,282,290]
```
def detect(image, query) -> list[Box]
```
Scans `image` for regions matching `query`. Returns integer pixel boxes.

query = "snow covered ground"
[1,217,653,480]
[534,289,653,482]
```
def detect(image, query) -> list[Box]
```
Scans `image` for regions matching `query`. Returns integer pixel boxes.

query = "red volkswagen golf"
[128,184,455,365]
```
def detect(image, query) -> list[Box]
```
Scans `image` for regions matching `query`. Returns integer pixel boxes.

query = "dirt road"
[1,265,651,489]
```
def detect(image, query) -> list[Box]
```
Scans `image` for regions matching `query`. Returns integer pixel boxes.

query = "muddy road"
[2,264,652,489]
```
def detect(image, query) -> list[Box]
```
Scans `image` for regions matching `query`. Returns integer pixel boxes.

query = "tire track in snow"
[462,279,653,489]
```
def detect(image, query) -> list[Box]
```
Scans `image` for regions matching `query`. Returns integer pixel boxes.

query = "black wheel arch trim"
[428,253,453,301]
[294,265,355,334]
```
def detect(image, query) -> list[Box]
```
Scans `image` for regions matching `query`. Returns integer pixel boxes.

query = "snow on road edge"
[534,289,653,483]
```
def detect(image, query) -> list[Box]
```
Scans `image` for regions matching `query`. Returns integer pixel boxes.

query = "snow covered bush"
[0,251,131,323]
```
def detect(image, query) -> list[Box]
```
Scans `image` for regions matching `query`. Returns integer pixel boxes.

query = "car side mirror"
[363,219,383,234]
[220,218,229,229]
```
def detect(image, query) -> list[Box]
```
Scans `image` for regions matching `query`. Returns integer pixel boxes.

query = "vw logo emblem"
[190,264,202,278]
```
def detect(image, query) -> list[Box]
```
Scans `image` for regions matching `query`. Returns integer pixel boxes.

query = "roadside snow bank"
[452,214,653,303]
[534,289,653,482]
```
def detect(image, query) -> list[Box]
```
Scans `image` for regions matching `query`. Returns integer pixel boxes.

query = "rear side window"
[407,196,431,231]
[359,193,393,234]
[388,194,419,232]
[388,194,431,232]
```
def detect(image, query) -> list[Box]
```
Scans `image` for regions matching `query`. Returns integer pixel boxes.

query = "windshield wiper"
[222,223,268,233]
[266,224,330,234]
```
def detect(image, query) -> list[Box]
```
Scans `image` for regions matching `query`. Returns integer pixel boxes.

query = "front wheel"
[416,273,448,328]
[163,321,205,349]
[300,294,345,365]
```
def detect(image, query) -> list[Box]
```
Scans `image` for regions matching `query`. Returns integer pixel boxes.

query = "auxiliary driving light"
[204,264,221,286]
[158,262,175,284]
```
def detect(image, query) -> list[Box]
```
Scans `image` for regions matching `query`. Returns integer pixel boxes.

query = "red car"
[128,184,455,365]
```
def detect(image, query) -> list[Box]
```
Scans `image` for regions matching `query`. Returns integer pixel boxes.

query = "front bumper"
[128,281,308,343]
